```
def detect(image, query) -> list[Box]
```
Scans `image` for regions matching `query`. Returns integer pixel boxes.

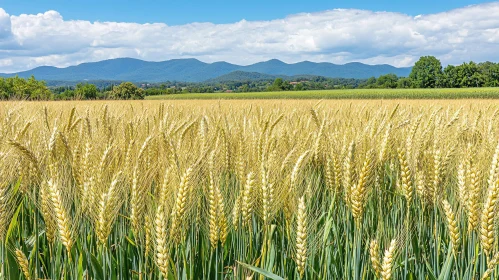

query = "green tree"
[57,89,75,100]
[441,65,459,88]
[0,75,53,100]
[110,82,145,100]
[397,77,412,88]
[239,84,250,92]
[456,62,484,87]
[360,77,377,88]
[267,78,291,91]
[75,83,98,99]
[376,74,398,88]
[479,62,499,87]
[273,78,284,91]
[409,56,443,88]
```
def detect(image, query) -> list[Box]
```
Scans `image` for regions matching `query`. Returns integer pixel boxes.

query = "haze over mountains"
[0,58,412,82]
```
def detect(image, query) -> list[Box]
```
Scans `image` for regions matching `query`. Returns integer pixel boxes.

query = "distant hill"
[205,71,283,83]
[205,71,343,84]
[44,80,125,88]
[0,58,412,82]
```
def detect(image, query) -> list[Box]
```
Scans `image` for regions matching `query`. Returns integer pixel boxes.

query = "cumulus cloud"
[0,3,499,72]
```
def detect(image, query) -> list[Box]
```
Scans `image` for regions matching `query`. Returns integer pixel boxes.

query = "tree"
[409,56,443,88]
[441,65,459,88]
[110,82,145,100]
[360,77,377,88]
[0,75,53,100]
[75,83,98,99]
[456,62,484,88]
[376,74,398,88]
[478,62,499,87]
[273,78,284,91]
[397,77,412,88]
[57,89,75,100]
[267,78,292,91]
[239,84,250,92]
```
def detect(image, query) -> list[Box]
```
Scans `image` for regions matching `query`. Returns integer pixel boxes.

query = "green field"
[146,87,499,99]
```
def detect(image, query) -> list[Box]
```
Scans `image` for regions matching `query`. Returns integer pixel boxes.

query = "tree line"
[408,56,499,88]
[345,56,499,90]
[142,76,367,94]
[0,78,145,100]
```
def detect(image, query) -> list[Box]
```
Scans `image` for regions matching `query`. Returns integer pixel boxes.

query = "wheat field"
[2,100,499,279]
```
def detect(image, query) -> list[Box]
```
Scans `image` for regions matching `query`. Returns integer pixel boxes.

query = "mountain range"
[0,58,412,82]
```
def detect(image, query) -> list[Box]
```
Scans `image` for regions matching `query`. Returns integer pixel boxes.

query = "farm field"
[146,87,499,100]
[3,99,499,279]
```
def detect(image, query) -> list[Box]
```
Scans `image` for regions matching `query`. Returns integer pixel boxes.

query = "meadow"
[146,87,499,100]
[2,99,499,279]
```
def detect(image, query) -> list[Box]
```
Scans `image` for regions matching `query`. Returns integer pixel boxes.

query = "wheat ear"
[15,249,30,280]
[480,181,499,258]
[295,196,307,278]
[208,167,219,247]
[381,239,397,280]
[47,179,73,253]
[369,239,381,278]
[241,172,255,227]
[398,148,413,207]
[482,251,499,280]
[467,167,481,232]
[155,203,169,278]
[442,199,460,255]
[351,153,373,223]
[170,167,192,242]
[40,181,56,243]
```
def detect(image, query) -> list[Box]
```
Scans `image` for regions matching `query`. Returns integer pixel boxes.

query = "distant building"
[225,90,233,93]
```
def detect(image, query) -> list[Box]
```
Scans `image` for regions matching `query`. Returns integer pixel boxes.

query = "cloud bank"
[0,3,499,73]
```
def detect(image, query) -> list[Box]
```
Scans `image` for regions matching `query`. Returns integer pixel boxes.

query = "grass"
[146,87,499,100]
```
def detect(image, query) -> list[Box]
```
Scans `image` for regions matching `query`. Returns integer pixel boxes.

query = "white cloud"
[0,8,11,37]
[0,3,499,72]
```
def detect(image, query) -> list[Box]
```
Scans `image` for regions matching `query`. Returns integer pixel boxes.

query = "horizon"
[1,1,498,73]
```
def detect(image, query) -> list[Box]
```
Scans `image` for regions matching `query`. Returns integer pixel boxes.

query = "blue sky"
[0,1,498,72]
[0,0,490,25]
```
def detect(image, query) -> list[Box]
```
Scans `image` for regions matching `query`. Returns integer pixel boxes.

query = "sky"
[0,1,498,73]
[0,0,489,25]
